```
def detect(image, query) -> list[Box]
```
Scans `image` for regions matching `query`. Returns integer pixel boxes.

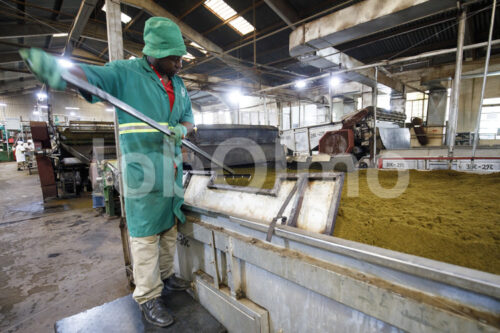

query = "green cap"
[142,17,187,59]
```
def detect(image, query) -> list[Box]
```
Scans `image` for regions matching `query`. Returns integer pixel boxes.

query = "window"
[204,0,255,35]
[479,98,500,140]
[377,94,391,110]
[405,92,428,123]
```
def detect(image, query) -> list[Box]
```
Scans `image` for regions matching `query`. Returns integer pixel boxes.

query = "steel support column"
[372,67,378,167]
[328,72,333,123]
[105,0,130,276]
[472,0,496,159]
[447,10,466,166]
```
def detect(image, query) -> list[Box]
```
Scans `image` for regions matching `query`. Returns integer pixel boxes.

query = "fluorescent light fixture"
[52,33,68,37]
[58,58,73,68]
[65,107,80,110]
[190,42,207,54]
[39,105,48,109]
[330,76,341,87]
[183,53,195,61]
[70,111,76,116]
[294,80,306,89]
[228,90,242,103]
[0,103,6,107]
[204,0,255,35]
[101,4,132,24]
[106,108,114,112]
[37,92,47,100]
[228,16,255,35]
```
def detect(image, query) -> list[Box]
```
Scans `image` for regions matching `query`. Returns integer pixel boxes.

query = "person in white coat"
[15,141,26,171]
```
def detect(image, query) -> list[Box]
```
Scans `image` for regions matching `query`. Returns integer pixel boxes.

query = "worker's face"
[156,55,182,77]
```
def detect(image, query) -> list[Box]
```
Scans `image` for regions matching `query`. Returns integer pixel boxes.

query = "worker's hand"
[19,48,67,91]
[169,124,187,147]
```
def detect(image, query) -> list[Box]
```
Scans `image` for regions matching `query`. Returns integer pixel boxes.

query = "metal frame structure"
[183,170,344,236]
[176,203,500,332]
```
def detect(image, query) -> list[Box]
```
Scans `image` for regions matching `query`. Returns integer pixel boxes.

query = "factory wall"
[0,91,114,124]
[458,75,500,133]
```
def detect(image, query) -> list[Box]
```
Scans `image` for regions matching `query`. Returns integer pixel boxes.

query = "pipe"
[447,10,467,168]
[472,0,496,159]
[256,38,500,93]
[372,67,378,167]
[328,72,333,122]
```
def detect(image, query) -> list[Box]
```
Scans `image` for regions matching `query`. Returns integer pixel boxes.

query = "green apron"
[80,57,194,237]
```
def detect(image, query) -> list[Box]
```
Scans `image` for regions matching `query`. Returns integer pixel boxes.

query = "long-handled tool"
[20,51,235,174]
[61,72,236,174]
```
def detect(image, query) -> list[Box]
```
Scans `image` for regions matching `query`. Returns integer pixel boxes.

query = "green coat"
[80,57,194,237]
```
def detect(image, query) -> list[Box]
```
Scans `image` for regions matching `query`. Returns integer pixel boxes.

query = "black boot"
[140,297,174,327]
[163,275,191,291]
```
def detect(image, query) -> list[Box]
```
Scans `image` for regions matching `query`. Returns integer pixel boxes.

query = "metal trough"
[172,170,500,332]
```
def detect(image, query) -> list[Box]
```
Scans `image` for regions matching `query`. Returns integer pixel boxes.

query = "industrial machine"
[30,120,116,201]
[184,124,286,170]
[318,106,407,160]
[0,124,14,162]
[283,106,408,170]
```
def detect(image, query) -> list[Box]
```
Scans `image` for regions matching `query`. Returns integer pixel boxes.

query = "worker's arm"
[19,48,119,103]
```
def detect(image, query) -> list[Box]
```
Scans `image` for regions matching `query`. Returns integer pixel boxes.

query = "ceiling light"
[106,108,114,112]
[295,80,306,89]
[101,4,132,24]
[228,90,242,103]
[33,110,41,115]
[39,105,48,109]
[52,33,68,37]
[128,55,136,59]
[70,111,76,116]
[0,103,6,107]
[65,107,80,110]
[58,58,73,68]
[37,92,47,100]
[330,76,341,87]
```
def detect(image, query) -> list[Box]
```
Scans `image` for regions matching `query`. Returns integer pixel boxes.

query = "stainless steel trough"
[173,171,500,333]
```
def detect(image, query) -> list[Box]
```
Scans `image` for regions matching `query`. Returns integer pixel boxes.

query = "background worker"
[21,17,194,328]
[14,141,26,171]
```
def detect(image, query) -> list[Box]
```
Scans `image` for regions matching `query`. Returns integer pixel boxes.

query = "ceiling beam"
[0,52,24,65]
[0,78,40,92]
[420,55,500,84]
[0,22,144,56]
[0,23,60,39]
[98,10,145,59]
[122,0,263,83]
[64,0,98,56]
[179,0,206,20]
[46,0,65,49]
[263,0,299,30]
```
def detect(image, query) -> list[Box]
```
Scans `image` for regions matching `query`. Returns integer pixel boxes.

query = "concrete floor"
[0,162,130,333]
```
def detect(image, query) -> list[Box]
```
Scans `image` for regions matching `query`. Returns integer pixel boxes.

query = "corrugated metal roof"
[0,0,497,91]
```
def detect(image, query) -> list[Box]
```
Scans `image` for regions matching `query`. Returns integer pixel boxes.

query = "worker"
[15,141,26,171]
[20,17,194,327]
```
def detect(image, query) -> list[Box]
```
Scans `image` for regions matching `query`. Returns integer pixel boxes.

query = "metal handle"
[59,71,235,174]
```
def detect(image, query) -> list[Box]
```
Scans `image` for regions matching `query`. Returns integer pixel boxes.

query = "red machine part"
[318,129,355,155]
[30,121,57,200]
